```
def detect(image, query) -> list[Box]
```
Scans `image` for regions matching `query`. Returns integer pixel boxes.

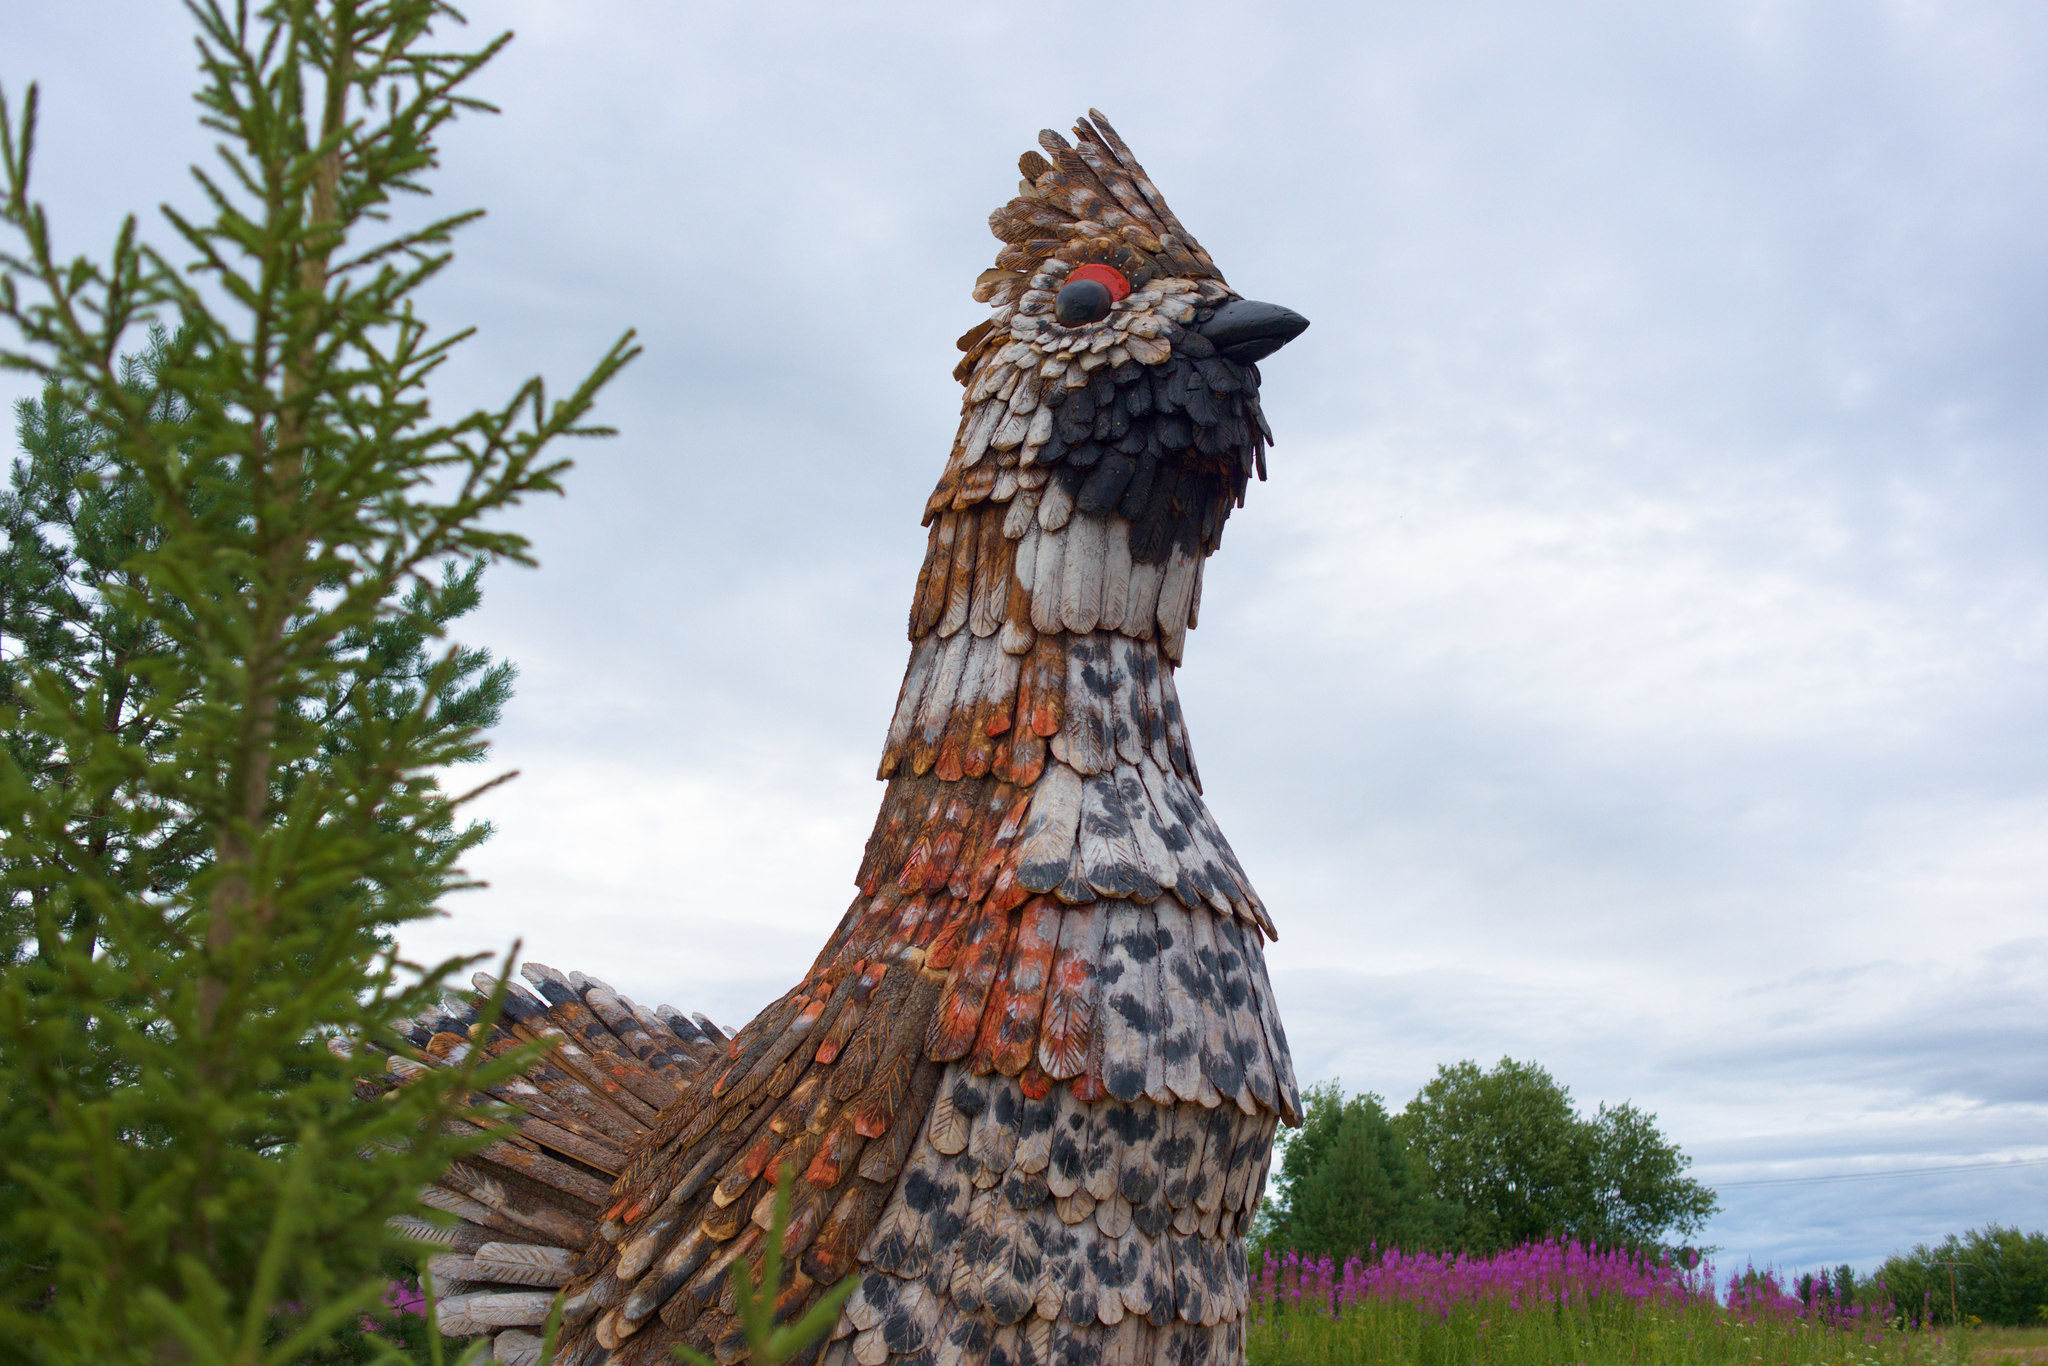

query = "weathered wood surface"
[379,110,1302,1366]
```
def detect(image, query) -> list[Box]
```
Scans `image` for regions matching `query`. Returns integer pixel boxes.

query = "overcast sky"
[8,1,2046,1279]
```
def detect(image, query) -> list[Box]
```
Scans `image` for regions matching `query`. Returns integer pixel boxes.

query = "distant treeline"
[1866,1226,2048,1327]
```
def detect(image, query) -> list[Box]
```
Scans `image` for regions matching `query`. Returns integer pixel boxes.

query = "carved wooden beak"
[1200,299,1310,363]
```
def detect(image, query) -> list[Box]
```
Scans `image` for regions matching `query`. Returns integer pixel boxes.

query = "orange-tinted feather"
[1037,905,1105,1079]
[926,905,1016,1060]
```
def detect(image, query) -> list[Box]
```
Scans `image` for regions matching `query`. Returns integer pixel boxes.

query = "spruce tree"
[2,332,515,964]
[1261,1083,1448,1259]
[0,2,636,1361]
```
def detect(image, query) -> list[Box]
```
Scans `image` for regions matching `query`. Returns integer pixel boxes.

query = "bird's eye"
[1054,263,1130,326]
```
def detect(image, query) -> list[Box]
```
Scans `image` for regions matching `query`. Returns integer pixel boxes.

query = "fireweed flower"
[1251,1238,1908,1333]
[384,1280,427,1317]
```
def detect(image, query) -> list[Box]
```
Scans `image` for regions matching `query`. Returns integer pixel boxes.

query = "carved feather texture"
[360,971,730,1358]
[513,826,1281,1362]
[834,1067,1274,1366]
[368,110,1298,1366]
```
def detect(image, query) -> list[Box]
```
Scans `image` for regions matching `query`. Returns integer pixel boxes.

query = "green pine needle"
[0,3,637,1361]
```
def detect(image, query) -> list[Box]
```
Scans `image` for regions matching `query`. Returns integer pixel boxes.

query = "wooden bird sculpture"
[372,111,1309,1366]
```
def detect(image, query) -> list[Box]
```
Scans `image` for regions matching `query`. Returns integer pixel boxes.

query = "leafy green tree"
[0,2,635,1362]
[1393,1058,1717,1253]
[1394,1059,1583,1252]
[1878,1226,2048,1326]
[1260,1083,1452,1259]
[1575,1093,1719,1249]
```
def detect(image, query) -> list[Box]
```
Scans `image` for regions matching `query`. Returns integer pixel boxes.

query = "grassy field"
[1971,1326,2048,1364]
[1247,1244,1969,1366]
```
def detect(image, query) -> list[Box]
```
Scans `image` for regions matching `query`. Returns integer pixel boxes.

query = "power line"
[1712,1157,2048,1189]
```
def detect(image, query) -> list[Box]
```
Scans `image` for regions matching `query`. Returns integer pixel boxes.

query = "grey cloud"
[1673,942,2048,1106]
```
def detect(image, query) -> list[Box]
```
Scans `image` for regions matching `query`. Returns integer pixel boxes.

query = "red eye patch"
[1067,263,1131,302]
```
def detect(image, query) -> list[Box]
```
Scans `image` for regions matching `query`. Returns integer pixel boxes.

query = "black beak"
[1199,298,1310,364]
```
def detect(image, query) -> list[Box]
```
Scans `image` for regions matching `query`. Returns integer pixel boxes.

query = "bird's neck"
[878,624,1199,793]
[857,483,1275,925]
[881,497,1210,789]
[791,485,1268,1010]
[788,504,1268,1087]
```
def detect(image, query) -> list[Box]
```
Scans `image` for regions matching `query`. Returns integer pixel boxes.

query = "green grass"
[1969,1325,2048,1364]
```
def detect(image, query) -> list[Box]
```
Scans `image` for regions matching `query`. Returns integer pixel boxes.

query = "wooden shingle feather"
[376,111,1304,1366]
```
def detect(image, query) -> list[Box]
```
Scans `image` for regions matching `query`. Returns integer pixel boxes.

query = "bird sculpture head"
[927,111,1308,613]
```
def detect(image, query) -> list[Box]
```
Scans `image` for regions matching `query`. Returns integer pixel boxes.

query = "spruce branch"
[0,3,636,1359]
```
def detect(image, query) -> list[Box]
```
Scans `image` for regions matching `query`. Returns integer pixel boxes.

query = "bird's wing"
[549,919,953,1364]
[358,965,729,1364]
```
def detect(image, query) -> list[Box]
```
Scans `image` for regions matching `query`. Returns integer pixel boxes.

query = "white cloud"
[1251,437,2000,746]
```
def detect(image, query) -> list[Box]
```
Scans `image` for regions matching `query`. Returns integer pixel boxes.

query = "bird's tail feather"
[356,963,725,1362]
